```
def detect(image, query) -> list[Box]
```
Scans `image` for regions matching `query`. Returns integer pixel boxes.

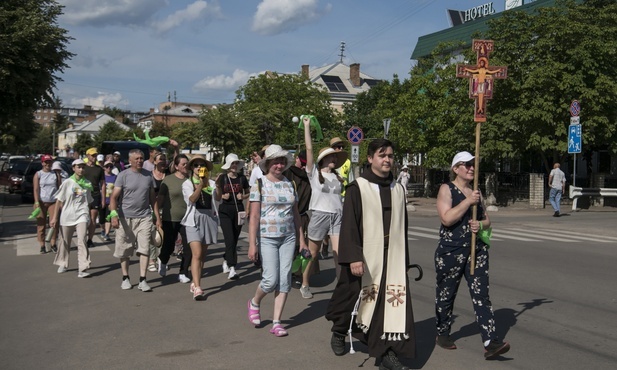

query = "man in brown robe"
[326,139,416,370]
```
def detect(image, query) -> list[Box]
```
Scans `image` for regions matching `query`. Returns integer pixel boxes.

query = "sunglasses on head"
[459,160,475,169]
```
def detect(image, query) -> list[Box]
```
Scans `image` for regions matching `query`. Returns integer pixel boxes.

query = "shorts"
[113,216,152,258]
[89,194,102,210]
[307,210,341,241]
[185,209,219,245]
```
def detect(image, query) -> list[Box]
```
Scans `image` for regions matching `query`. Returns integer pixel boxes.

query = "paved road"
[1,192,616,369]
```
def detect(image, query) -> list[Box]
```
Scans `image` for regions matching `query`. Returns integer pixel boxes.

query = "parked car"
[20,157,74,203]
[0,159,31,193]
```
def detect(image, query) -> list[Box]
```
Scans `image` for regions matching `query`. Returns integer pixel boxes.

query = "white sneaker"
[228,267,238,280]
[300,285,313,299]
[178,274,190,283]
[77,271,91,278]
[57,266,67,274]
[222,260,230,274]
[138,280,152,292]
[157,258,166,277]
[121,278,132,290]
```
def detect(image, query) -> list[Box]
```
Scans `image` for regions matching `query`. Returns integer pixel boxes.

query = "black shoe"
[87,239,94,248]
[436,335,457,350]
[50,245,58,253]
[484,340,510,359]
[330,332,346,356]
[379,349,409,370]
[553,211,560,217]
[39,246,47,254]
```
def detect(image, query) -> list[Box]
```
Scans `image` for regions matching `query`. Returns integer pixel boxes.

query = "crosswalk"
[409,226,617,243]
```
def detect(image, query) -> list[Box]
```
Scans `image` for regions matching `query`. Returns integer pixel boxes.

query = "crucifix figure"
[456,40,507,122]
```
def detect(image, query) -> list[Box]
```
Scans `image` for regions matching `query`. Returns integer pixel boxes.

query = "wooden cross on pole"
[456,39,507,274]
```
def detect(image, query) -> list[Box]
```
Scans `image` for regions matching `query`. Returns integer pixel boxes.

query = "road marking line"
[509,227,617,243]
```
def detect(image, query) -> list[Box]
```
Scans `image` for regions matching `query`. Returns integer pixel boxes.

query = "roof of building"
[308,62,382,102]
[411,0,562,60]
[60,113,129,133]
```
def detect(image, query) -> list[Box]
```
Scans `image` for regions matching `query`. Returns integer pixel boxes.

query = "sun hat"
[86,147,98,156]
[329,137,345,147]
[151,225,164,248]
[187,154,213,171]
[51,162,63,171]
[40,154,53,162]
[451,151,475,169]
[317,147,348,169]
[72,159,86,166]
[258,144,294,173]
[221,153,244,170]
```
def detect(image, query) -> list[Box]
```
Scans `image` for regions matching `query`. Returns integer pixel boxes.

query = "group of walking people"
[33,117,512,368]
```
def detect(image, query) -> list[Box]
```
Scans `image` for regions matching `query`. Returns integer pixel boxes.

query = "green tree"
[92,120,130,149]
[0,0,74,151]
[233,72,336,154]
[27,125,52,154]
[172,122,201,154]
[73,133,94,155]
[198,104,245,158]
[487,0,617,171]
[100,106,125,122]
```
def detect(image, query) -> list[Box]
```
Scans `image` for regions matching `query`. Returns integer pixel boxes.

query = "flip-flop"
[269,324,288,337]
[247,299,260,326]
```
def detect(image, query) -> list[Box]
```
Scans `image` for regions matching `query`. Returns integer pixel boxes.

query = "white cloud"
[153,1,222,34]
[69,92,129,110]
[252,0,331,36]
[193,69,260,91]
[59,0,166,27]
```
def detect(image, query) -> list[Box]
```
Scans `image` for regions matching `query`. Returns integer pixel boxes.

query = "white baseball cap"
[451,151,474,168]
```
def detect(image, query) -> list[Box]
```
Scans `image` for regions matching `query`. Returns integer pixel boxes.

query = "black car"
[21,157,74,203]
[0,159,31,193]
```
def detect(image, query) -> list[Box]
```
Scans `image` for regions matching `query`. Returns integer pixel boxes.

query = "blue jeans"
[259,233,296,294]
[549,188,562,212]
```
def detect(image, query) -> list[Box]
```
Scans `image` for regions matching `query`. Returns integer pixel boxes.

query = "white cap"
[72,159,85,166]
[96,154,104,162]
[51,162,63,171]
[451,151,474,168]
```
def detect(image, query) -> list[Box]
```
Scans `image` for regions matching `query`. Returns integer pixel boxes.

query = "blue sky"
[55,0,510,112]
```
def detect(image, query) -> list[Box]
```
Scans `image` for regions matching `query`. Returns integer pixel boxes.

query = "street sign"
[570,100,581,117]
[568,123,581,154]
[383,118,391,138]
[350,144,360,164]
[570,116,580,125]
[347,126,364,144]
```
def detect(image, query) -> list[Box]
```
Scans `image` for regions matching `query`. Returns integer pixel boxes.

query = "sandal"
[247,299,260,326]
[269,324,288,337]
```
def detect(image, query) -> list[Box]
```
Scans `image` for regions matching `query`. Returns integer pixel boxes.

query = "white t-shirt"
[550,168,566,190]
[55,177,93,226]
[249,166,263,187]
[306,164,343,214]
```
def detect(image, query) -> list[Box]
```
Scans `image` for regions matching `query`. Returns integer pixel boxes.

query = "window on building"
[321,75,349,92]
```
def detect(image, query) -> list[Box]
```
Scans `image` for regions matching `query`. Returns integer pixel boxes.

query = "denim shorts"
[259,233,296,293]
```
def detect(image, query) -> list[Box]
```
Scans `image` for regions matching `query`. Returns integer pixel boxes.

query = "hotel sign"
[463,2,496,22]
[448,2,496,26]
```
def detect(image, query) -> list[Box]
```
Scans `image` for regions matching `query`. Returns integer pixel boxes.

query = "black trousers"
[218,204,243,267]
[159,221,191,275]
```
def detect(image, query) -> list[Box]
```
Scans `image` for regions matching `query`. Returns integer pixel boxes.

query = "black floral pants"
[434,243,496,343]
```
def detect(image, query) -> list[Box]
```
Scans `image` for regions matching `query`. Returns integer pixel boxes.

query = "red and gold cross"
[456,39,508,122]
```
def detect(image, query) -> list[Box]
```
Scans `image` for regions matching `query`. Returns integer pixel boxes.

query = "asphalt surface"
[1,190,616,370]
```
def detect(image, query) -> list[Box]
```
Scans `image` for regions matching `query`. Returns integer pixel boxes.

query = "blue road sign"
[568,123,581,154]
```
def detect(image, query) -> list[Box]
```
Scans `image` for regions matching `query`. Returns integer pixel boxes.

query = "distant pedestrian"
[215,153,249,280]
[247,144,307,337]
[33,154,61,254]
[109,149,159,292]
[434,151,510,359]
[83,147,106,249]
[548,163,566,217]
[397,166,410,203]
[100,160,117,241]
[50,159,93,278]
[112,151,125,173]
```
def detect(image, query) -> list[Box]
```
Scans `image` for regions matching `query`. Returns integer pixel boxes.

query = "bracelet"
[34,201,39,205]
[109,210,119,218]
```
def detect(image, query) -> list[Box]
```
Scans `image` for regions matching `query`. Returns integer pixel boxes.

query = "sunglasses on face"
[193,163,206,168]
[333,145,343,150]
[459,160,475,169]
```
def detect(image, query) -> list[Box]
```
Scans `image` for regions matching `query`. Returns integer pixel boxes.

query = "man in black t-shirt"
[83,147,106,248]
